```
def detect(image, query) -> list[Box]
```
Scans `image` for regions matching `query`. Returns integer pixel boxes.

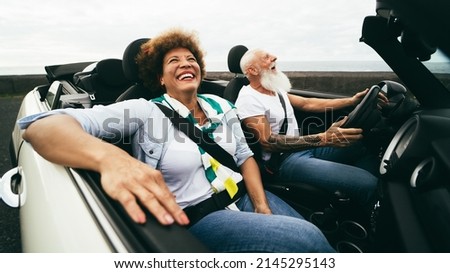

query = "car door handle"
[0,167,25,207]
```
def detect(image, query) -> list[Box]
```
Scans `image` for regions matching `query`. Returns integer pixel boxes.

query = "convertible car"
[1,0,450,252]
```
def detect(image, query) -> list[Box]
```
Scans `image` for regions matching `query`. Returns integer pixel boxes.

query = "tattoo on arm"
[266,134,322,152]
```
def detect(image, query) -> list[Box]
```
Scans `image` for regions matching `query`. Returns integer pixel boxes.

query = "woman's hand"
[255,206,273,215]
[99,150,190,226]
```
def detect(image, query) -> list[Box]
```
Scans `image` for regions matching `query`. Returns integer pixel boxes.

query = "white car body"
[3,78,209,252]
[8,88,124,252]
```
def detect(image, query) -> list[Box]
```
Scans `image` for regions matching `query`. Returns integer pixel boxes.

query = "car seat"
[73,58,132,105]
[115,38,154,102]
[222,45,250,103]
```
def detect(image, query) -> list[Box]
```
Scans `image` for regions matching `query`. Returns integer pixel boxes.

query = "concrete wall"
[2,72,450,97]
[208,71,409,96]
[0,75,49,97]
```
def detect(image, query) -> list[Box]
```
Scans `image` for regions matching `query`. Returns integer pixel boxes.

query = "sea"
[208,60,450,74]
[1,60,449,75]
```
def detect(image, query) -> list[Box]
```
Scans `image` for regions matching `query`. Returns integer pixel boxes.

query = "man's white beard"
[260,69,292,93]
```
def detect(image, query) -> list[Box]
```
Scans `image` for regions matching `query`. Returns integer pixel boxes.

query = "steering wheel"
[341,84,381,134]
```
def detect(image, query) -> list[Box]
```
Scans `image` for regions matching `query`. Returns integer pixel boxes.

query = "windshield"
[424,50,450,93]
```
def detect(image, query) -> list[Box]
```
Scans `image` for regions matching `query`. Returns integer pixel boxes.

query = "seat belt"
[264,92,288,174]
[155,103,246,227]
[155,103,239,172]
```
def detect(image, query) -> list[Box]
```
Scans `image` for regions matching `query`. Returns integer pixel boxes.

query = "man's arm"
[23,114,189,226]
[242,115,363,153]
[288,88,388,112]
[287,90,363,112]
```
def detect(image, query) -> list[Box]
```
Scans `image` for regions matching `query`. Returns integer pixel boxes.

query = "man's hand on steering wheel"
[319,117,363,148]
[350,88,369,106]
[351,88,389,110]
[341,84,386,132]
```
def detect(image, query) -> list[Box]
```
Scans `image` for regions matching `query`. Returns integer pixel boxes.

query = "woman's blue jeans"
[278,143,379,209]
[189,191,335,253]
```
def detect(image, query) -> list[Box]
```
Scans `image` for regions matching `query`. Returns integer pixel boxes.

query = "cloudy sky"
[0,0,440,74]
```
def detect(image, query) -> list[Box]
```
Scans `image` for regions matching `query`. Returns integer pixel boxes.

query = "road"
[0,96,24,252]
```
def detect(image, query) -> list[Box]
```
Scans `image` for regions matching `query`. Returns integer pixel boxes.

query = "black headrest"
[227,45,248,74]
[122,38,150,82]
[96,58,128,86]
[73,59,127,87]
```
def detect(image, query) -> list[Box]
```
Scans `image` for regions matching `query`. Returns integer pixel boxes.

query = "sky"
[0,0,445,74]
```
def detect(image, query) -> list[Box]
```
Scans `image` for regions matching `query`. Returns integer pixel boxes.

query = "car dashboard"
[374,108,450,252]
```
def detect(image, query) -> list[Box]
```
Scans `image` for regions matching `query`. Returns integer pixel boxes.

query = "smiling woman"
[15,27,335,253]
[136,29,206,99]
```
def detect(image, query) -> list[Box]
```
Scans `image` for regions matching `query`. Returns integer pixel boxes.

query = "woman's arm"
[23,114,189,226]
[239,157,272,214]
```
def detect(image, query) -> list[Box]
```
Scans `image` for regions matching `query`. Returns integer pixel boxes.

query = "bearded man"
[235,49,388,212]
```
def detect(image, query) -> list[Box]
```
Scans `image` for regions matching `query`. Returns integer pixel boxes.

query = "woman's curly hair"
[136,28,206,97]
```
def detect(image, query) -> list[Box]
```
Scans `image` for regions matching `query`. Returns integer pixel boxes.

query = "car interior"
[19,0,450,252]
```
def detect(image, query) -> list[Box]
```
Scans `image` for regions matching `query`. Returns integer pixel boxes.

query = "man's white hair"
[240,48,292,92]
[240,49,263,75]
